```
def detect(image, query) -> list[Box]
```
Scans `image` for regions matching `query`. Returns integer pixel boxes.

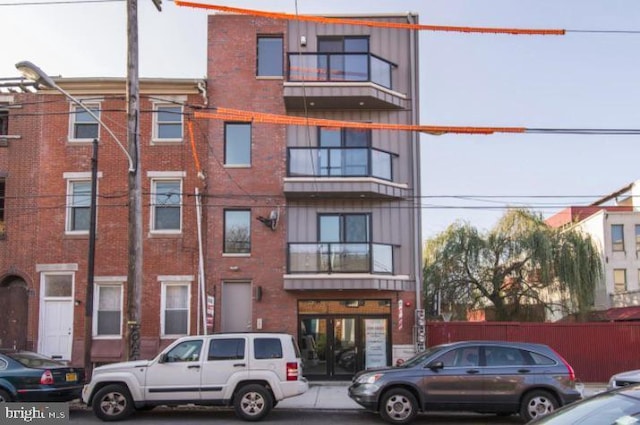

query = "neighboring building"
[0,11,423,380]
[0,78,207,364]
[205,13,422,379]
[546,180,640,313]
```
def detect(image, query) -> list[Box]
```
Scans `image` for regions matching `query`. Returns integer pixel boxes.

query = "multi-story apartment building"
[204,13,422,379]
[0,11,422,380]
[547,180,640,313]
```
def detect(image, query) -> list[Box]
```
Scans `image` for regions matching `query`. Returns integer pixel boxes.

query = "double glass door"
[300,316,389,379]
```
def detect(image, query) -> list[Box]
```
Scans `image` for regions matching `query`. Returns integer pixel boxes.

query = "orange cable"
[193,109,526,135]
[187,119,203,174]
[174,1,565,35]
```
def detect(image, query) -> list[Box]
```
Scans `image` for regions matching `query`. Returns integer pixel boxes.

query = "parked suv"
[348,340,581,424]
[82,333,308,422]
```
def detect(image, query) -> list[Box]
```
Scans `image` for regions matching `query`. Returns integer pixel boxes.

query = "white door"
[40,300,74,360]
[221,282,252,332]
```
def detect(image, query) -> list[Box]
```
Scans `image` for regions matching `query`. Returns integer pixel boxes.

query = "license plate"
[66,373,77,382]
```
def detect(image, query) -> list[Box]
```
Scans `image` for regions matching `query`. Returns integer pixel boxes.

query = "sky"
[2,0,640,240]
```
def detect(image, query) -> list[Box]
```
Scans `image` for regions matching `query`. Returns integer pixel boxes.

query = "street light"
[15,60,141,375]
[15,61,134,172]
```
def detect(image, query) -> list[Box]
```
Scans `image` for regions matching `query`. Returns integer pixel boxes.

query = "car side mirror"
[158,353,168,364]
[427,361,444,370]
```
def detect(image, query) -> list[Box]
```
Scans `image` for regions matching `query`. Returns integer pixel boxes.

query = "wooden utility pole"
[84,138,98,378]
[126,0,142,360]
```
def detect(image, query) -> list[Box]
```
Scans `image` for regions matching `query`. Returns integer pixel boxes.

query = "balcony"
[284,52,408,110]
[284,147,409,198]
[288,242,393,274]
[285,242,414,291]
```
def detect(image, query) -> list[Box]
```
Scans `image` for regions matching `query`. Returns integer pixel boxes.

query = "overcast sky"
[2,0,640,240]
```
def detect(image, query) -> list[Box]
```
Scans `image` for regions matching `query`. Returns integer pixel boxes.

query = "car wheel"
[520,390,558,421]
[233,384,273,421]
[92,384,135,422]
[0,388,12,402]
[379,388,418,425]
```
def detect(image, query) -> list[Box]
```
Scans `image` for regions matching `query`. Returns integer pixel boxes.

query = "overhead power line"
[0,0,122,5]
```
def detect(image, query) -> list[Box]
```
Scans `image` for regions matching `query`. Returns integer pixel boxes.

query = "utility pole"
[125,0,163,361]
[126,0,142,360]
[84,138,98,378]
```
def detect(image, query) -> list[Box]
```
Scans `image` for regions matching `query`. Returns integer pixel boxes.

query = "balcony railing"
[288,242,394,274]
[288,147,393,180]
[287,52,395,90]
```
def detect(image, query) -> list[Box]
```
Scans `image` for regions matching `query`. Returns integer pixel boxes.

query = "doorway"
[0,278,28,350]
[298,299,391,380]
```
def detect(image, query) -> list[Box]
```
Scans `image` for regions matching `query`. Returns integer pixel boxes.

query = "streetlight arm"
[15,60,136,173]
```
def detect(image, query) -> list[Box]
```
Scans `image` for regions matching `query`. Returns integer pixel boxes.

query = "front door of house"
[40,300,73,360]
[0,278,28,350]
[221,281,252,332]
[39,273,74,360]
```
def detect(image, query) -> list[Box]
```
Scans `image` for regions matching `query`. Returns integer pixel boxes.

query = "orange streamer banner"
[174,1,565,36]
[193,108,526,135]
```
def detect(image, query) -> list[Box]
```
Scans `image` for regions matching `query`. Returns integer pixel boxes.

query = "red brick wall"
[206,16,292,334]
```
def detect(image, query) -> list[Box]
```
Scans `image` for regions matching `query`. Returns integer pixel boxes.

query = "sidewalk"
[276,381,609,410]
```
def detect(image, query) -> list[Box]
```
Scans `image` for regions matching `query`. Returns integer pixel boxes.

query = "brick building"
[0,12,423,380]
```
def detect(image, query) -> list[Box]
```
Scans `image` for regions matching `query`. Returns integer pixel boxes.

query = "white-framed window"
[614,269,627,293]
[69,102,100,141]
[93,280,123,338]
[67,179,91,233]
[149,173,184,233]
[153,104,183,142]
[161,281,191,337]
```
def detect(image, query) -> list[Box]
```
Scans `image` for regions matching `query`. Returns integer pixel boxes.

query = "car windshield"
[534,392,640,425]
[398,344,449,368]
[6,351,67,368]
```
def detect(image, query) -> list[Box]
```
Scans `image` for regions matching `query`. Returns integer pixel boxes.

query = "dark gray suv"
[348,340,581,424]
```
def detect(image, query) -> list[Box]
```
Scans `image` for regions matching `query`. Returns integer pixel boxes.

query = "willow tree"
[424,209,602,321]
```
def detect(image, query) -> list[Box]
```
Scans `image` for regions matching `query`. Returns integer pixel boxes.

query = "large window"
[257,36,283,77]
[67,180,91,233]
[70,103,100,141]
[0,110,7,136]
[612,224,625,252]
[224,210,251,254]
[151,179,182,232]
[224,123,251,166]
[161,283,190,336]
[94,283,122,337]
[319,128,371,176]
[614,269,627,293]
[319,213,370,243]
[154,104,183,141]
[318,36,369,82]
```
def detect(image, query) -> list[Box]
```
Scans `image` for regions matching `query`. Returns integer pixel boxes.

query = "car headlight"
[356,373,383,385]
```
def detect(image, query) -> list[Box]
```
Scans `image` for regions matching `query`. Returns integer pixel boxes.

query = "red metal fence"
[427,321,640,383]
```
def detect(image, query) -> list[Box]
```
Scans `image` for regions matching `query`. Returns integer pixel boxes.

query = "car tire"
[0,388,12,402]
[92,384,135,422]
[379,388,418,425]
[233,384,273,422]
[520,389,558,421]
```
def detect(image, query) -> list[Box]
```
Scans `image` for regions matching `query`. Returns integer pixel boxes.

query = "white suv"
[82,333,309,421]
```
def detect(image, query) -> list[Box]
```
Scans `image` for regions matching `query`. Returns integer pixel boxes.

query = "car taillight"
[286,362,298,381]
[553,350,576,383]
[40,370,54,385]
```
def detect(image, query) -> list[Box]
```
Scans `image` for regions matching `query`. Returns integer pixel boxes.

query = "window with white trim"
[67,180,91,233]
[154,104,183,141]
[94,283,123,337]
[70,103,100,141]
[161,282,190,336]
[151,179,182,232]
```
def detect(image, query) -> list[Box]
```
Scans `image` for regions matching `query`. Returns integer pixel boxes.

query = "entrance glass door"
[298,300,391,379]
